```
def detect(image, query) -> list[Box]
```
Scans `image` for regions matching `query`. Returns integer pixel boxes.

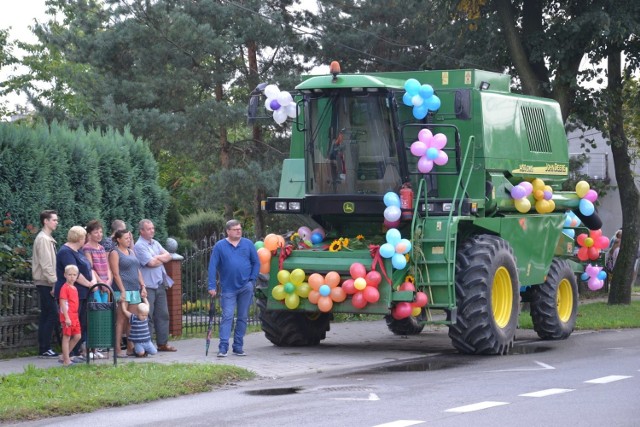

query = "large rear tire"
[257,297,332,346]
[530,258,578,340]
[385,308,426,336]
[448,234,520,355]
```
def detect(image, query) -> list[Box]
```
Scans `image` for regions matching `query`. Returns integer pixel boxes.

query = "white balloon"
[265,98,274,112]
[286,103,297,118]
[273,108,288,124]
[384,206,401,222]
[277,91,293,107]
[264,84,280,99]
[411,94,424,107]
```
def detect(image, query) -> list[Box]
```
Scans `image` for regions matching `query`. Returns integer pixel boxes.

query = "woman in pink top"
[83,220,113,302]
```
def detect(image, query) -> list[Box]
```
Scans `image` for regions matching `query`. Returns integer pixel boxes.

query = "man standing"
[134,219,177,352]
[32,210,59,358]
[208,219,259,357]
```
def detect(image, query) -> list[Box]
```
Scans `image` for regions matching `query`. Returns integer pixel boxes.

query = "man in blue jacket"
[208,219,259,357]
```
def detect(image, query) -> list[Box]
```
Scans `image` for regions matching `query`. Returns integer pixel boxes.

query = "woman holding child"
[109,229,147,357]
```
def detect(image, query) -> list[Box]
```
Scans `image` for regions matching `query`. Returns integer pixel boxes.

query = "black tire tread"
[257,297,331,347]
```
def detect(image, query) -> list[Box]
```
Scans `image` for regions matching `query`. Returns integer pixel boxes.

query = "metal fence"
[0,280,40,354]
[180,234,261,336]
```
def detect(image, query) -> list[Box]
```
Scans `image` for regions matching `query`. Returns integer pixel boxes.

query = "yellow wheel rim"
[492,266,513,328]
[556,278,574,322]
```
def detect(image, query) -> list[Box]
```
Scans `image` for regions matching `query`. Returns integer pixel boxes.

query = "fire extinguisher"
[400,182,414,221]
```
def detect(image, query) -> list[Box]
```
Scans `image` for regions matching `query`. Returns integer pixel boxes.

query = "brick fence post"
[165,252,184,337]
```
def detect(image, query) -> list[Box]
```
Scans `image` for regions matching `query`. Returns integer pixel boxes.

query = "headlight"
[275,201,288,211]
[288,202,301,212]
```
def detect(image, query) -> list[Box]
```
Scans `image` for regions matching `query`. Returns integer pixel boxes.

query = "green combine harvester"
[251,63,599,355]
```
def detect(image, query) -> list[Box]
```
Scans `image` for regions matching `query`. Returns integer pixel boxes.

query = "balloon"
[395,241,407,255]
[325,271,341,287]
[363,286,380,303]
[563,229,575,238]
[317,296,333,312]
[269,99,281,111]
[511,185,526,200]
[596,236,610,249]
[398,239,412,254]
[588,277,603,291]
[384,206,401,222]
[308,290,320,304]
[308,273,324,290]
[392,302,412,320]
[258,247,272,263]
[354,277,367,291]
[543,190,553,201]
[413,103,429,120]
[298,226,312,239]
[311,227,325,239]
[392,253,407,269]
[514,197,531,213]
[581,272,589,281]
[264,234,279,252]
[311,232,323,244]
[264,84,280,98]
[404,78,421,95]
[277,91,293,106]
[590,229,602,240]
[349,262,367,279]
[379,243,395,258]
[577,246,588,261]
[399,282,416,291]
[419,84,434,99]
[424,95,441,111]
[386,228,402,245]
[365,271,382,288]
[383,192,401,207]
[402,92,413,106]
[319,284,331,297]
[588,246,599,260]
[584,237,594,248]
[351,292,367,309]
[272,285,286,300]
[597,271,607,281]
[414,291,428,307]
[276,235,286,249]
[330,286,347,303]
[277,270,290,284]
[411,94,424,107]
[290,269,305,285]
[410,141,427,157]
[411,306,422,317]
[260,262,270,274]
[342,279,357,295]
[417,157,434,173]
[577,233,588,247]
[286,103,297,118]
[254,241,264,249]
[519,181,533,195]
[533,189,544,201]
[434,150,449,166]
[584,189,598,203]
[579,199,595,216]
[273,108,287,124]
[426,147,438,160]
[384,219,401,229]
[283,282,295,294]
[532,178,545,192]
[575,180,590,198]
[285,293,300,309]
[418,128,433,143]
[432,133,447,150]
[296,282,311,298]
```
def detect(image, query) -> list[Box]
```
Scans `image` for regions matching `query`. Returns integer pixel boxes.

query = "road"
[13,326,640,427]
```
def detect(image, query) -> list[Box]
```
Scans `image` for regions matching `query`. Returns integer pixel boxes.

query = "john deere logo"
[343,202,355,214]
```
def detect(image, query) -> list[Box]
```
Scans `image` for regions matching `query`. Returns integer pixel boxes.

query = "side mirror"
[247,83,268,125]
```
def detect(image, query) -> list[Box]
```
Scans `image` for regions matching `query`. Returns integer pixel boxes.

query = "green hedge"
[0,121,169,248]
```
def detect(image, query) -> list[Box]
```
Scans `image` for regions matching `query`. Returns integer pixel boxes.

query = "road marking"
[371,421,424,427]
[519,388,574,397]
[585,375,632,384]
[445,401,509,413]
[486,360,555,372]
[332,393,380,401]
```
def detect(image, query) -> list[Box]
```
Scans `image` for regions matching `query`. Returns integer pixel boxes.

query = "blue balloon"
[311,232,323,244]
[425,95,441,111]
[383,191,401,208]
[319,284,330,297]
[379,243,395,258]
[386,228,402,246]
[399,238,412,254]
[418,84,434,99]
[579,199,595,216]
[597,271,607,280]
[404,78,421,95]
[563,216,571,227]
[392,253,407,269]
[413,103,428,120]
[581,272,589,281]
[402,92,413,107]
[426,147,439,160]
[562,229,575,238]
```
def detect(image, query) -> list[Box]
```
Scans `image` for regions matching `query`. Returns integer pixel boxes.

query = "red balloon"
[588,246,600,261]
[365,271,382,288]
[351,292,368,309]
[590,229,602,241]
[577,246,589,261]
[341,279,357,295]
[349,262,367,279]
[413,291,428,307]
[392,302,412,320]
[576,233,587,247]
[363,286,380,303]
[399,282,416,291]
[596,236,610,250]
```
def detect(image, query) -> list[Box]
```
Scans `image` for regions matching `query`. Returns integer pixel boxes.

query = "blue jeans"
[134,340,158,356]
[219,282,253,353]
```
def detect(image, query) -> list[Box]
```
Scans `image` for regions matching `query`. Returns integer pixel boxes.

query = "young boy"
[59,265,82,366]
[122,298,157,357]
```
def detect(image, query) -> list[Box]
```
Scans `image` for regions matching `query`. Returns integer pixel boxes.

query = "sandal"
[116,353,129,358]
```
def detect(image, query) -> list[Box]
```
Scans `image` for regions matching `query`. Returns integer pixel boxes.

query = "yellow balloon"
[277,270,290,285]
[531,178,545,192]
[576,180,590,198]
[543,185,553,193]
[514,197,531,213]
[285,293,300,309]
[535,199,549,214]
[584,237,594,247]
[354,277,367,291]
[290,268,305,286]
[295,282,311,298]
[548,200,556,212]
[271,284,286,300]
[411,306,422,317]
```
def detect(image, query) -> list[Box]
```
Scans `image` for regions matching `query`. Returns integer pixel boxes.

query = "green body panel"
[278,159,305,198]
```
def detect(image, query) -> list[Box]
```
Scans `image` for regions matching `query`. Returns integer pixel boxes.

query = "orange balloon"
[308,273,324,290]
[308,290,320,304]
[276,235,285,249]
[260,262,270,274]
[317,296,333,312]
[264,234,279,252]
[325,271,341,288]
[330,286,347,303]
[257,247,271,263]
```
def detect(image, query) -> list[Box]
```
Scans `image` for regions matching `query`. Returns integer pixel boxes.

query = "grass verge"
[519,300,640,330]
[0,362,254,422]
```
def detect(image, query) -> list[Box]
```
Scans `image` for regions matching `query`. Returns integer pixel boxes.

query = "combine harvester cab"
[251,63,604,354]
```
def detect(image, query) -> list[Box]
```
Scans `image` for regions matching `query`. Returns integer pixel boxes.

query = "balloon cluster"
[308,271,346,312]
[391,281,429,319]
[379,228,412,270]
[272,269,311,309]
[576,229,609,262]
[509,180,533,213]
[264,84,297,125]
[341,263,382,309]
[410,129,449,174]
[575,180,598,217]
[581,263,606,291]
[530,178,555,214]
[402,79,441,120]
[383,192,402,228]
[562,211,582,238]
[296,226,325,246]
[256,233,286,273]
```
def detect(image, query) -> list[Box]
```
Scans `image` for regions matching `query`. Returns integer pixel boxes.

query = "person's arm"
[34,236,57,284]
[121,300,132,318]
[248,241,260,282]
[108,250,126,302]
[137,268,147,298]
[60,297,71,326]
[207,246,218,297]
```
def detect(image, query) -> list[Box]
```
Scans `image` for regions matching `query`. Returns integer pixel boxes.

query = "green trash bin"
[86,284,116,354]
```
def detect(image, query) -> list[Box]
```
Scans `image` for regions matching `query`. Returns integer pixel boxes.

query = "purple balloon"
[270,99,281,110]
[410,140,427,157]
[417,157,434,173]
[434,150,448,166]
[519,181,533,196]
[584,189,598,203]
[510,185,526,200]
[543,190,553,201]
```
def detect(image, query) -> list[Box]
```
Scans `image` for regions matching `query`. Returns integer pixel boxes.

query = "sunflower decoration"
[289,232,300,242]
[404,274,415,284]
[329,239,342,252]
[340,237,350,248]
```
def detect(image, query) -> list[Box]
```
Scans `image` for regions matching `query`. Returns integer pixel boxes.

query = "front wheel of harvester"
[257,297,332,346]
[448,234,520,355]
[530,258,578,340]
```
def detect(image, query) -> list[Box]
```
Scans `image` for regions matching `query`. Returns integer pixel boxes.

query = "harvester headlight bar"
[442,203,452,212]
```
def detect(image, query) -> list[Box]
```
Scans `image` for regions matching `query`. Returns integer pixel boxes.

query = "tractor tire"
[448,234,520,355]
[256,297,332,347]
[385,309,426,336]
[530,258,578,340]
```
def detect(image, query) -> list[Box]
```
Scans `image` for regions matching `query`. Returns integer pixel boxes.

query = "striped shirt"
[128,314,151,343]
[83,244,109,282]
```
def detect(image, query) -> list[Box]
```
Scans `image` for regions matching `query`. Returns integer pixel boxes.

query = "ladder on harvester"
[409,136,477,325]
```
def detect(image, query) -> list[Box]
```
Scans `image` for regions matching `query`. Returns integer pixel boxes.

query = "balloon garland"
[581,263,606,291]
[575,180,598,217]
[402,79,441,119]
[308,271,347,312]
[342,262,382,309]
[409,129,449,174]
[379,228,412,270]
[391,281,428,319]
[271,269,311,309]
[576,229,609,261]
[263,84,297,125]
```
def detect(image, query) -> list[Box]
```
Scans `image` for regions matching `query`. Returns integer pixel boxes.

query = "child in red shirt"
[59,264,81,366]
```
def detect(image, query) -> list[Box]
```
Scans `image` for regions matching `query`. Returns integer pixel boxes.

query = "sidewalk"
[0,320,463,378]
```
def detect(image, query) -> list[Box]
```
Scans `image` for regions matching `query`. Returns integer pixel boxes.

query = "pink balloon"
[399,282,416,291]
[365,271,382,288]
[363,286,380,303]
[519,181,533,196]
[395,242,407,254]
[414,291,428,307]
[351,292,368,309]
[297,226,312,239]
[418,128,433,143]
[410,140,427,157]
[434,150,448,166]
[596,236,610,250]
[342,279,357,295]
[384,219,401,229]
[349,262,367,279]
[584,189,598,203]
[392,302,413,320]
[432,133,447,150]
[588,277,603,291]
[417,157,434,173]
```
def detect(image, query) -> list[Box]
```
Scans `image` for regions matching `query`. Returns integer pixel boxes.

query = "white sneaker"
[93,351,105,359]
